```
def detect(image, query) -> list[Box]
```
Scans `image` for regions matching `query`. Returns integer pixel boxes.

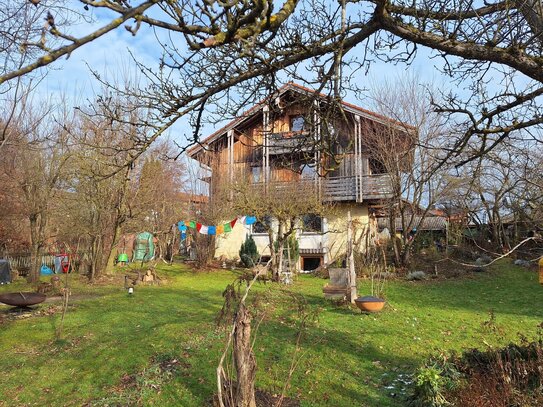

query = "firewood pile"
[37,275,62,294]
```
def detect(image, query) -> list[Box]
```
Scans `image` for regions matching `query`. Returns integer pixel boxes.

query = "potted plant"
[355,264,389,312]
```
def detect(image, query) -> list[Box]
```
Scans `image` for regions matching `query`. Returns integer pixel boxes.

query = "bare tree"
[363,75,453,267]
[227,178,326,281]
[0,106,72,282]
[2,0,543,170]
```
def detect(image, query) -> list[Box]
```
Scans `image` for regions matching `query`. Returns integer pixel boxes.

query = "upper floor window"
[302,214,322,233]
[290,115,305,132]
[301,164,316,179]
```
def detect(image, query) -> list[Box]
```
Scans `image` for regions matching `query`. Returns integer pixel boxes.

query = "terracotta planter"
[354,296,385,313]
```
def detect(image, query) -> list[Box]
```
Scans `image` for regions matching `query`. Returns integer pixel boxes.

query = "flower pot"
[354,296,385,313]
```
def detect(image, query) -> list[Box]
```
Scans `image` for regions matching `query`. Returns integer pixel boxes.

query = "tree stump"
[233,303,257,407]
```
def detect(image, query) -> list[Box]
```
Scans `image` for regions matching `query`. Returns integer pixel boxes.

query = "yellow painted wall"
[213,202,371,262]
[325,203,370,263]
[214,221,250,259]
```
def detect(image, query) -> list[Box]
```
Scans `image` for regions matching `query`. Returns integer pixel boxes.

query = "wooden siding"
[198,93,396,201]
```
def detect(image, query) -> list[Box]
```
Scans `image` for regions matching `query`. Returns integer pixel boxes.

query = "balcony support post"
[354,116,363,203]
[313,100,321,197]
[227,129,234,182]
[262,105,270,186]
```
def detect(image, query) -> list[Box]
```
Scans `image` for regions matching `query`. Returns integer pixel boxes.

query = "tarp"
[0,260,11,283]
[41,265,54,275]
[54,254,69,274]
[133,232,154,262]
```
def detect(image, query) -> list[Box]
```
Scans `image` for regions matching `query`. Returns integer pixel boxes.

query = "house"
[187,82,413,270]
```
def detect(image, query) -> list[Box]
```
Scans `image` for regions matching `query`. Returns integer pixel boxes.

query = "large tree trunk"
[388,213,402,267]
[28,214,45,283]
[103,220,122,275]
[233,303,257,407]
[268,229,277,280]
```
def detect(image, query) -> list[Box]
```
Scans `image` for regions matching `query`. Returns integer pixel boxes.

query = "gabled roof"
[187,82,413,158]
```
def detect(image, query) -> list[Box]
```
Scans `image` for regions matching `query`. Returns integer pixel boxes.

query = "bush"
[408,339,543,407]
[239,235,259,268]
[407,357,460,407]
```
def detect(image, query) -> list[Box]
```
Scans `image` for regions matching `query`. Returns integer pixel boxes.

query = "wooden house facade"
[187,83,412,270]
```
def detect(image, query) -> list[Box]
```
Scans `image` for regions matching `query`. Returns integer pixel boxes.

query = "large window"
[302,214,322,233]
[252,215,272,234]
[290,115,305,132]
[301,164,316,179]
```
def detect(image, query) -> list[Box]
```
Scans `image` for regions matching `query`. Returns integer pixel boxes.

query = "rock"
[476,254,492,264]
[514,259,531,267]
[406,271,427,281]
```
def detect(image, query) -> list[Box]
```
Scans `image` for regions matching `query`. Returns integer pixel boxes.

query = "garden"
[1,259,542,406]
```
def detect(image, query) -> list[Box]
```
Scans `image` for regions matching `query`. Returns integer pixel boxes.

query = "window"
[252,215,272,234]
[290,115,305,132]
[302,214,322,233]
[251,167,262,183]
[301,164,316,179]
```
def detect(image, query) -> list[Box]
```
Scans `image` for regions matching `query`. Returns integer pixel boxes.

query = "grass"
[1,261,542,406]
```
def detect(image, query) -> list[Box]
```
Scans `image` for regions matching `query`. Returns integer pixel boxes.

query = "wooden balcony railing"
[249,174,393,201]
[323,175,393,201]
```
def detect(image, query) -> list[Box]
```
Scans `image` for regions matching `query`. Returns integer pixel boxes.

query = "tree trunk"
[347,210,357,303]
[29,241,40,283]
[28,215,42,283]
[388,214,402,267]
[268,229,277,280]
[103,220,122,275]
[233,303,257,407]
[276,238,284,282]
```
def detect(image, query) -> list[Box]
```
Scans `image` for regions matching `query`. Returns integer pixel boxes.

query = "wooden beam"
[262,105,270,184]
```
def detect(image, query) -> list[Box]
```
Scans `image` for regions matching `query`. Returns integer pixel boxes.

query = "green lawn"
[1,261,542,406]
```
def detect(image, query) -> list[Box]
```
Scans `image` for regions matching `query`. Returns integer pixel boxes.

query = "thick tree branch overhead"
[2,0,543,162]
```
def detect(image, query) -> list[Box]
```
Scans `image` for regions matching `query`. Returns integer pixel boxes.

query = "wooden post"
[228,129,234,200]
[347,210,357,303]
[262,105,270,186]
[313,100,321,196]
[227,129,234,183]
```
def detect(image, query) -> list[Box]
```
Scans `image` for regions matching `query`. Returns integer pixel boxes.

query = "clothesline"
[178,215,257,239]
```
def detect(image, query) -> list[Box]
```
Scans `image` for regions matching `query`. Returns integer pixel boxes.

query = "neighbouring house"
[187,82,413,271]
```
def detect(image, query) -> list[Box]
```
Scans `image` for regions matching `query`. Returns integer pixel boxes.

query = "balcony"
[250,174,393,202]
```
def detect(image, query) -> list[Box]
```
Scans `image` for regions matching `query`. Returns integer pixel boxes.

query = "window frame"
[290,115,306,132]
[251,215,272,235]
[301,213,323,234]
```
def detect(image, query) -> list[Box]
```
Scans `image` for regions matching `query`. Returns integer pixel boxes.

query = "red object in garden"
[58,253,70,273]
